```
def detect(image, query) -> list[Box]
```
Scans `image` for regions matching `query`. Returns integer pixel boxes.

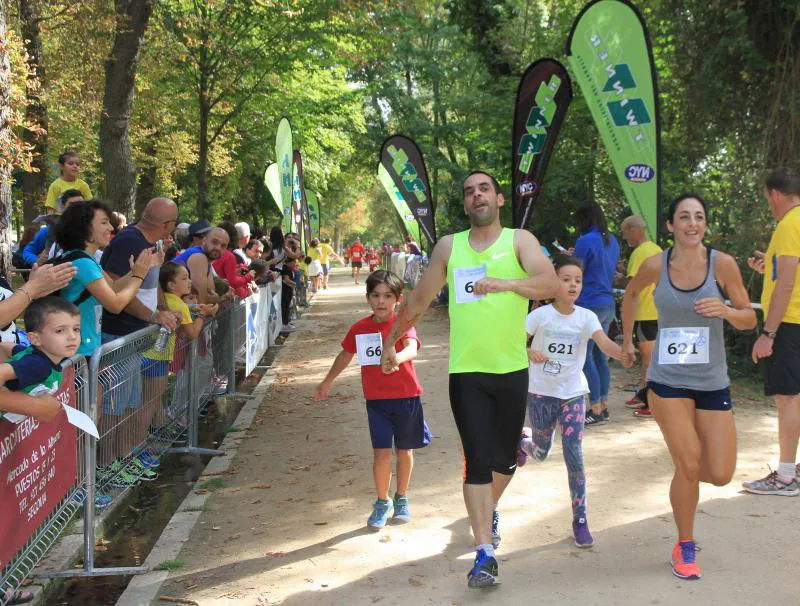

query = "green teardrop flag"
[275,118,294,234]
[566,0,661,240]
[264,163,282,216]
[377,163,421,245]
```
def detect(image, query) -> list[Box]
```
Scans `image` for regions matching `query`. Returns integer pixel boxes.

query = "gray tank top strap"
[647,247,729,391]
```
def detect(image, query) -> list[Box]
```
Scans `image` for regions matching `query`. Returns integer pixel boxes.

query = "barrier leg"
[166,339,223,457]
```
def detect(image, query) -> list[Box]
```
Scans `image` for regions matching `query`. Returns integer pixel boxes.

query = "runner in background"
[319,237,343,290]
[381,171,557,588]
[620,215,662,418]
[350,237,366,284]
[744,167,800,496]
[622,193,755,580]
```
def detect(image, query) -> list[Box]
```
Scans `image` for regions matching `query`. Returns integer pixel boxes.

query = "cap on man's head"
[176,222,191,231]
[189,219,212,238]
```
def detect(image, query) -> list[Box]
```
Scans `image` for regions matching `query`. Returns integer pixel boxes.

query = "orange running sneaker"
[671,540,701,580]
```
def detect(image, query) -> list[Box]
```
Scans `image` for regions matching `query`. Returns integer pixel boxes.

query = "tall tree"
[0,2,17,275]
[98,0,153,215]
[18,0,46,224]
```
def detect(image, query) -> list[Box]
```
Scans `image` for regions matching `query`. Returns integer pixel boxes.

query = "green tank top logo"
[447,228,529,374]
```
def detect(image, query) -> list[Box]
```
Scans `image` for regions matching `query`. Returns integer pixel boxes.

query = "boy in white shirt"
[518,255,629,548]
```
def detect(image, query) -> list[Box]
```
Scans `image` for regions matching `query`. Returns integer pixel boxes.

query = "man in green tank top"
[382,171,557,588]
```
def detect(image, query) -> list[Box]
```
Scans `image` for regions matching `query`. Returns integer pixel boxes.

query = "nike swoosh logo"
[491,252,509,261]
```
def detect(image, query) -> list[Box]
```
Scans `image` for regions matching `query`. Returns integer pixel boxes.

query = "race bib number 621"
[658,327,710,365]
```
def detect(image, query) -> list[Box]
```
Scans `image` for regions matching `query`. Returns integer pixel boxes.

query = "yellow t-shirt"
[319,243,334,264]
[307,247,321,262]
[144,293,193,361]
[762,206,800,324]
[627,240,662,321]
[45,178,92,212]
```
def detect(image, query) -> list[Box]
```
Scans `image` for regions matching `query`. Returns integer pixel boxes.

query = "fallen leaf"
[265,551,286,557]
[252,484,272,489]
[212,526,221,531]
[408,578,424,587]
[379,535,391,543]
[194,489,208,495]
[313,522,328,526]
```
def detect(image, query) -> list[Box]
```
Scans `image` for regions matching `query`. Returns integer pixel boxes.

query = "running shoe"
[367,498,393,529]
[467,548,499,588]
[392,494,410,524]
[634,407,653,418]
[602,408,609,421]
[742,470,800,496]
[127,458,158,481]
[137,450,161,469]
[572,517,594,548]
[95,494,113,510]
[491,510,501,549]
[584,411,606,426]
[671,540,701,580]
[517,427,532,467]
[625,396,645,409]
[108,462,140,488]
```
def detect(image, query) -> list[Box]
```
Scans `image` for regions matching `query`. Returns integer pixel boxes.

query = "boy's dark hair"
[244,239,261,252]
[249,259,268,278]
[24,296,79,333]
[213,277,230,296]
[58,150,79,165]
[464,170,501,194]
[54,199,112,251]
[60,188,83,202]
[159,262,186,292]
[553,254,584,273]
[303,256,312,265]
[366,270,404,298]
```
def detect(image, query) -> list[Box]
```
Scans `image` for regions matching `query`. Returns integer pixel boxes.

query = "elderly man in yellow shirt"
[620,215,662,417]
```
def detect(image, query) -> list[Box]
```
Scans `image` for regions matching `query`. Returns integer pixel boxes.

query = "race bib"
[352,251,362,261]
[658,327,710,365]
[453,264,487,304]
[543,329,580,362]
[356,332,383,366]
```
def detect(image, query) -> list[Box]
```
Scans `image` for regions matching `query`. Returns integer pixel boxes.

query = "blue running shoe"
[572,517,594,548]
[467,548,499,588]
[491,510,501,549]
[138,451,160,469]
[367,498,393,529]
[95,494,113,510]
[392,494,410,524]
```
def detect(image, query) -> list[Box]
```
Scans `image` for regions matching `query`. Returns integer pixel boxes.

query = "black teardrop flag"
[512,59,573,230]
[379,135,437,247]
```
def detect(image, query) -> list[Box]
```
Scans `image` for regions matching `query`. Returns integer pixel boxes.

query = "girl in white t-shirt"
[518,255,629,548]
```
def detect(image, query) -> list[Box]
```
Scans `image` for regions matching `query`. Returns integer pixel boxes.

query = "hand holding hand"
[380,344,399,374]
[751,334,773,364]
[622,341,637,368]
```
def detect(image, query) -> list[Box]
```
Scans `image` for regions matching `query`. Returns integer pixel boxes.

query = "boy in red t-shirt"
[367,248,379,273]
[314,270,430,529]
[349,237,366,284]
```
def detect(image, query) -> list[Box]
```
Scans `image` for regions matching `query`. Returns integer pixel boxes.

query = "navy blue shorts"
[365,396,431,450]
[647,381,732,411]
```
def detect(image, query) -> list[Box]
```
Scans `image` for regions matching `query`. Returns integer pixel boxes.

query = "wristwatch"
[761,327,777,339]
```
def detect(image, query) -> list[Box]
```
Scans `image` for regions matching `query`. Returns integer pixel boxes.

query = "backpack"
[42,249,95,306]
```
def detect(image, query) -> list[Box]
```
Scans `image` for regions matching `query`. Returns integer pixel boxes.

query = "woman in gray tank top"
[621,194,756,581]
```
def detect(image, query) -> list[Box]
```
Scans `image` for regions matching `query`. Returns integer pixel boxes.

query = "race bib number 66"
[453,264,487,304]
[356,333,383,366]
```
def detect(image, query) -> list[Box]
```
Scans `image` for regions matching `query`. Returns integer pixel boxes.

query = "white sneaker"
[282,323,296,333]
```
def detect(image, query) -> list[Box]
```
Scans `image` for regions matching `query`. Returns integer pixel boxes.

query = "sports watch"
[761,327,777,339]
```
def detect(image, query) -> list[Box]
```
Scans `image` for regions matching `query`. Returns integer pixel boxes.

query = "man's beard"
[467,206,497,227]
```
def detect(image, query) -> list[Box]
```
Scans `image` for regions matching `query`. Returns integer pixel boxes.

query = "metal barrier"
[1,286,284,599]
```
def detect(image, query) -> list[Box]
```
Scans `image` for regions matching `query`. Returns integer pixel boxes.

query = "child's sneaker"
[392,494,410,524]
[94,494,113,510]
[491,510,501,549]
[467,548,499,588]
[742,470,800,496]
[517,427,532,467]
[671,540,701,580]
[572,517,594,548]
[367,498,393,529]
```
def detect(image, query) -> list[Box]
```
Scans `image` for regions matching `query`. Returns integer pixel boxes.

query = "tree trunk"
[98,0,153,216]
[0,4,15,277]
[197,94,209,219]
[19,0,46,225]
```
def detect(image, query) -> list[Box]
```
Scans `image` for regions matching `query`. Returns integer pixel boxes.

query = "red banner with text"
[0,367,77,568]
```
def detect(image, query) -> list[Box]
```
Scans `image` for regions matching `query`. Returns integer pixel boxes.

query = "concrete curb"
[114,327,300,606]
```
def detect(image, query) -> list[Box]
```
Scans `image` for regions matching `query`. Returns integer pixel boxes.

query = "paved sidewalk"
[147,268,800,605]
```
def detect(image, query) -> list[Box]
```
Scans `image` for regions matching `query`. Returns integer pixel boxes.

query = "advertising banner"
[566,0,661,239]
[275,118,294,234]
[307,191,321,239]
[264,163,283,216]
[293,151,312,247]
[243,288,274,376]
[511,59,573,230]
[377,163,421,245]
[0,367,77,567]
[379,135,436,247]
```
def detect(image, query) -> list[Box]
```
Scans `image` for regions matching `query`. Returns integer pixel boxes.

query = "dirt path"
[153,268,799,605]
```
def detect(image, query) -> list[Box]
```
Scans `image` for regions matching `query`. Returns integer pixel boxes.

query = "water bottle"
[153,327,172,353]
